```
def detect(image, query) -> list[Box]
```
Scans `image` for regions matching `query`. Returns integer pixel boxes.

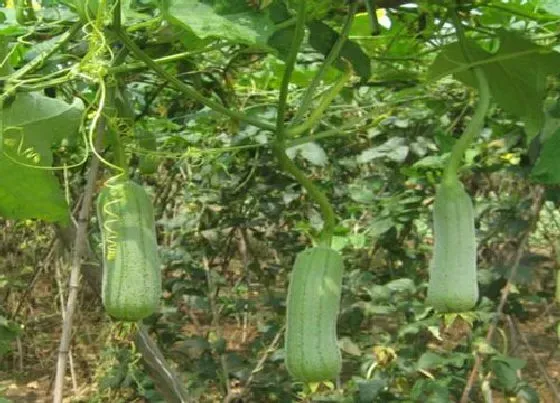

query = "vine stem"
[0,36,12,76]
[288,64,352,137]
[108,45,223,74]
[441,67,490,186]
[115,30,275,132]
[272,143,336,244]
[105,46,131,172]
[54,3,118,400]
[442,9,491,186]
[0,36,12,154]
[445,6,499,402]
[104,83,128,170]
[291,1,358,125]
[272,0,337,245]
[275,0,306,138]
[52,94,107,403]
[1,22,82,104]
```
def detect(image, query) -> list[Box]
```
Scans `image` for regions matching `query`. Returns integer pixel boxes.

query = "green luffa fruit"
[426,179,479,312]
[285,246,344,382]
[97,180,161,321]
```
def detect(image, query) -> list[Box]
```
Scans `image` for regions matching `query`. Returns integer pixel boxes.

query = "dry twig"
[460,186,545,403]
[52,113,107,403]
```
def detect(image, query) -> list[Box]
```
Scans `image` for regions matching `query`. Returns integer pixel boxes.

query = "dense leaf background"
[0,1,559,402]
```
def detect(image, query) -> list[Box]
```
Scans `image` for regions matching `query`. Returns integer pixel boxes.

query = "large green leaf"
[0,155,69,223]
[308,20,371,81]
[0,93,82,223]
[267,25,297,61]
[2,93,83,165]
[428,30,560,139]
[165,0,275,47]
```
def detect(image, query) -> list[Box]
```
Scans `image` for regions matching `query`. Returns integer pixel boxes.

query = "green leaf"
[0,8,26,36]
[428,30,560,139]
[348,233,366,249]
[413,155,447,169]
[267,26,297,60]
[490,354,526,392]
[286,142,328,166]
[308,20,371,81]
[0,316,20,357]
[2,93,83,165]
[485,30,560,137]
[0,36,11,77]
[357,137,409,164]
[482,1,553,24]
[338,336,362,356]
[540,104,560,142]
[368,217,394,238]
[0,93,80,223]
[0,155,69,223]
[410,378,450,402]
[416,351,445,370]
[286,0,335,20]
[165,0,275,47]
[447,353,470,369]
[367,285,391,302]
[357,379,385,401]
[493,354,527,371]
[516,383,540,403]
[385,278,415,293]
[330,235,349,251]
[531,128,560,184]
[349,182,376,203]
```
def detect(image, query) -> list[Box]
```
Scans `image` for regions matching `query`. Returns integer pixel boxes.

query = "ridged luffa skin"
[97,180,161,322]
[285,246,344,382]
[426,179,479,313]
